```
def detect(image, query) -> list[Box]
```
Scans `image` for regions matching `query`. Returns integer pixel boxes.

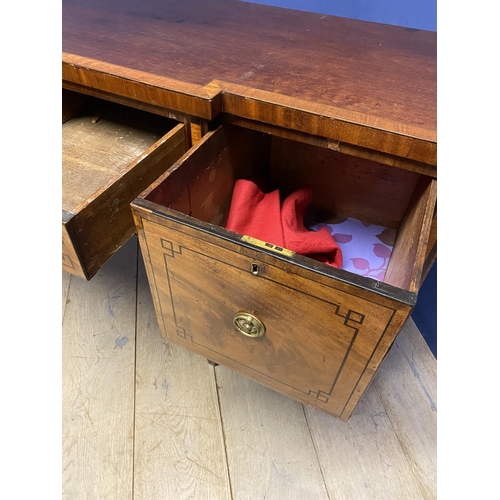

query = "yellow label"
[241,235,295,257]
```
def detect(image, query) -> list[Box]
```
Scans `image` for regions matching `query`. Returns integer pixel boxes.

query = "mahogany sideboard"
[62,0,436,420]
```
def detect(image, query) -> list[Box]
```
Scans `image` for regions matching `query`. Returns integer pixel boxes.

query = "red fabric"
[225,179,342,268]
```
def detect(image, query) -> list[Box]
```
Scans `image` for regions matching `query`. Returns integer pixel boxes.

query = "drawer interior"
[141,124,436,293]
[62,89,179,214]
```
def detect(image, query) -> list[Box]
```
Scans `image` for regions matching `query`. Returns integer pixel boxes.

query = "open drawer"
[62,89,188,280]
[131,124,437,421]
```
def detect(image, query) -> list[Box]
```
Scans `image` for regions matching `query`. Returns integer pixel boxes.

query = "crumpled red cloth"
[225,178,342,268]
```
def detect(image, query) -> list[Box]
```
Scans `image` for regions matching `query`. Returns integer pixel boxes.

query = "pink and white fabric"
[308,217,396,281]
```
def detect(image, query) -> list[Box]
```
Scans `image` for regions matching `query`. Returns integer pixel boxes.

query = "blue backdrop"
[243,0,437,31]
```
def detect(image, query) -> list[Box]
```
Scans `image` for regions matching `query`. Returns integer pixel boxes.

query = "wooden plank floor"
[62,236,437,500]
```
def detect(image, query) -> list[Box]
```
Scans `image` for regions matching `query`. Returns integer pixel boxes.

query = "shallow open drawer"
[62,89,188,280]
[131,124,436,420]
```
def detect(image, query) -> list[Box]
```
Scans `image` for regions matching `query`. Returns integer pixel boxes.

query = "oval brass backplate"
[233,312,266,338]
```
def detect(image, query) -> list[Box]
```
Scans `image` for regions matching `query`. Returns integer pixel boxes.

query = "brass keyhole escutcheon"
[233,312,266,338]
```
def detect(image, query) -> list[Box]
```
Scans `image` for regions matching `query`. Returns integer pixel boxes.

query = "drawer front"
[138,214,410,419]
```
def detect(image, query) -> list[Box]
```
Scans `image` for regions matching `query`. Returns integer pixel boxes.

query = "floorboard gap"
[302,405,332,500]
[131,237,139,500]
[214,366,234,500]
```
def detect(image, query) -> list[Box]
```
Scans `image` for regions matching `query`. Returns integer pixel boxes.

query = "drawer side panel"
[69,124,187,279]
[62,221,87,279]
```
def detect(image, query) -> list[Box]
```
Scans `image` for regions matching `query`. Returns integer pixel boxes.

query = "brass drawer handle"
[233,312,266,338]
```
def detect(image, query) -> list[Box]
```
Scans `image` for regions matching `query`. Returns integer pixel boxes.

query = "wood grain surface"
[372,319,437,499]
[62,0,436,163]
[133,253,231,499]
[270,135,422,229]
[133,205,413,420]
[62,239,436,498]
[221,113,437,177]
[216,367,330,499]
[129,118,437,420]
[62,219,87,279]
[66,123,186,277]
[62,92,187,279]
[62,106,166,213]
[384,177,437,292]
[62,236,138,499]
[306,386,425,499]
[140,123,433,299]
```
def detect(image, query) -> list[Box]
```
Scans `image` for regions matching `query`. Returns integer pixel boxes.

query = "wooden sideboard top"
[62,0,436,166]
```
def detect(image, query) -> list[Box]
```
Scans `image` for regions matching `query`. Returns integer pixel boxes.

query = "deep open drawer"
[62,89,188,280]
[131,123,436,420]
